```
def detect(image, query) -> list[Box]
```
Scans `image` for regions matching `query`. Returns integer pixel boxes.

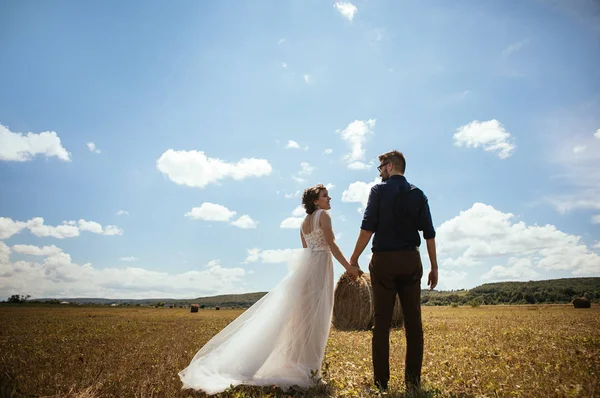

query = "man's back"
[360,175,435,252]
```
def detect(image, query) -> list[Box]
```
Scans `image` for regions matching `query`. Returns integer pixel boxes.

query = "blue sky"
[1,0,599,299]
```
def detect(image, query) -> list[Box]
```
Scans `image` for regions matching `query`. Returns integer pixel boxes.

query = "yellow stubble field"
[0,304,598,398]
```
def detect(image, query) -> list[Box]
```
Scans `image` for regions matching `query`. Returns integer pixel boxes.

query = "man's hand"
[428,268,438,290]
[346,265,361,278]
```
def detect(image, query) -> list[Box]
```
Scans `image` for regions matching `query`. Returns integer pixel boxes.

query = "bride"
[178,184,362,395]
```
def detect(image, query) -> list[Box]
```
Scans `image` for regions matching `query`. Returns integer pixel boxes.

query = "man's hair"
[302,184,327,214]
[378,150,406,173]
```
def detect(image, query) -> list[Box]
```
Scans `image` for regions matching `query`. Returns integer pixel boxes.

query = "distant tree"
[7,294,30,303]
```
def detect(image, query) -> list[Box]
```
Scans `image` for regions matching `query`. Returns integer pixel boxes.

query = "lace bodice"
[303,228,330,251]
[302,210,330,252]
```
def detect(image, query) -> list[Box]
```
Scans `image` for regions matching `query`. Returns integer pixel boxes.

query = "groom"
[350,150,438,392]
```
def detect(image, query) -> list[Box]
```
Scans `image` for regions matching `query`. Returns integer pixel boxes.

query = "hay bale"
[572,297,591,308]
[333,273,403,330]
[190,304,199,313]
[215,306,220,310]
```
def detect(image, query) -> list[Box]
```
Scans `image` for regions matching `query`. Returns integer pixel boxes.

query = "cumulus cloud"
[573,145,587,153]
[292,162,315,184]
[156,149,272,189]
[280,206,306,229]
[437,202,600,278]
[0,242,247,299]
[595,129,600,139]
[453,119,516,159]
[303,74,312,84]
[337,119,376,169]
[286,140,300,149]
[119,257,138,262]
[12,244,63,257]
[481,257,538,282]
[116,210,129,216]
[86,142,101,154]
[334,1,357,21]
[341,178,379,211]
[230,215,258,229]
[185,203,257,229]
[0,217,123,240]
[284,190,302,199]
[244,248,303,264]
[0,124,71,162]
[323,149,333,155]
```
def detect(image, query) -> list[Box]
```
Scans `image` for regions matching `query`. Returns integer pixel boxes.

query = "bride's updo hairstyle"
[302,184,326,215]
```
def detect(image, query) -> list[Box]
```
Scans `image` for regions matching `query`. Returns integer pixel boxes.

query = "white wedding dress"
[178,209,334,395]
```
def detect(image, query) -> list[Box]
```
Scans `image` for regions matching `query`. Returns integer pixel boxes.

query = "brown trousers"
[369,249,423,388]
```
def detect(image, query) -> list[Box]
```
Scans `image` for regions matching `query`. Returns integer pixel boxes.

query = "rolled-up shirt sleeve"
[360,185,379,232]
[417,194,436,239]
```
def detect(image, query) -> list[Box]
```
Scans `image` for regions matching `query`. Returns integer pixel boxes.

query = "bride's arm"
[300,230,307,248]
[320,212,352,271]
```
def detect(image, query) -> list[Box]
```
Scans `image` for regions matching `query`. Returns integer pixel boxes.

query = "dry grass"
[0,304,598,397]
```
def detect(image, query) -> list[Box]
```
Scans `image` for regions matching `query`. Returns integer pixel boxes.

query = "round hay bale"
[572,297,591,308]
[215,306,220,310]
[333,273,403,330]
[190,304,199,313]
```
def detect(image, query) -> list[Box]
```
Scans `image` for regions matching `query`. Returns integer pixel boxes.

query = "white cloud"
[119,257,138,262]
[185,203,257,229]
[453,119,516,159]
[592,214,600,224]
[326,183,335,191]
[244,248,303,264]
[437,202,600,277]
[116,210,129,216]
[292,162,315,184]
[347,161,372,170]
[286,140,300,149]
[86,142,101,154]
[323,149,333,155]
[0,124,71,162]
[0,244,247,299]
[502,40,528,57]
[281,206,306,229]
[77,220,104,234]
[334,1,358,21]
[594,241,600,250]
[278,38,286,45]
[303,74,312,84]
[185,203,237,222]
[282,62,289,69]
[595,129,600,139]
[573,145,587,153]
[341,178,379,209]
[156,149,272,189]
[0,217,123,240]
[284,190,302,199]
[0,218,29,240]
[231,215,258,229]
[337,119,376,168]
[481,258,538,282]
[12,244,63,257]
[280,217,304,229]
[103,225,124,236]
[292,206,306,217]
[435,269,468,291]
[298,162,315,176]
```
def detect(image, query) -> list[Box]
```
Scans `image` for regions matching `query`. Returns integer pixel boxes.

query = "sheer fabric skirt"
[178,249,334,395]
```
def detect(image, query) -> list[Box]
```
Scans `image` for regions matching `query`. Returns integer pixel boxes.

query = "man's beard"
[381,173,389,182]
